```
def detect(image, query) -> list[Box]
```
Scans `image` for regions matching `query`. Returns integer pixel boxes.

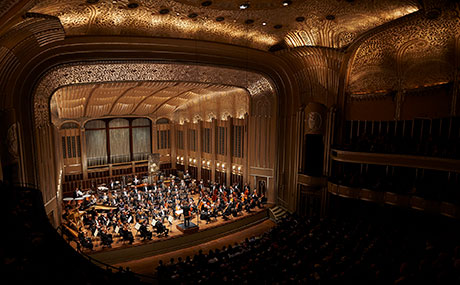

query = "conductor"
[182,202,191,228]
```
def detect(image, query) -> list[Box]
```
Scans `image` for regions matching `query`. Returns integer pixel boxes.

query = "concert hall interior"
[2,0,460,284]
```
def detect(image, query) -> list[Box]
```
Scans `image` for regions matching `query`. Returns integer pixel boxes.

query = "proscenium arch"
[34,61,277,128]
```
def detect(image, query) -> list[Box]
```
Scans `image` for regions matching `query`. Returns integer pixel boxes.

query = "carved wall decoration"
[33,61,275,128]
[279,46,345,107]
[347,9,460,95]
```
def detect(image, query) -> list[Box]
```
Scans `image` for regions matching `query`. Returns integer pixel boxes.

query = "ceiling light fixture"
[282,0,292,6]
[201,1,212,7]
[245,19,254,24]
[262,22,267,26]
[295,16,305,22]
[188,13,198,18]
[216,16,224,22]
[239,3,250,10]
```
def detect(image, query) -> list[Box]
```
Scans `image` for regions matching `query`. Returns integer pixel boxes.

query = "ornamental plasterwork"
[347,9,460,94]
[29,0,419,50]
[33,61,275,128]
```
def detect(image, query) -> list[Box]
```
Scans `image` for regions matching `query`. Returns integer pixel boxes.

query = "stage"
[85,206,271,265]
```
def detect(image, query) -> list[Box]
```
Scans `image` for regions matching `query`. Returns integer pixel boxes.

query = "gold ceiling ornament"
[34,61,274,128]
[347,8,460,95]
[29,0,419,50]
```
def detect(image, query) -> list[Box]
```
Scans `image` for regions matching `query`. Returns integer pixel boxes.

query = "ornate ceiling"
[27,0,420,50]
[347,7,460,95]
[50,81,250,125]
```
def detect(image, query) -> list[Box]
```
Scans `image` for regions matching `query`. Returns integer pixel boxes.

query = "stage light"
[282,0,292,6]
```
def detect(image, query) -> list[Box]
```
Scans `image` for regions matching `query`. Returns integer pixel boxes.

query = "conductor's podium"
[176,221,199,234]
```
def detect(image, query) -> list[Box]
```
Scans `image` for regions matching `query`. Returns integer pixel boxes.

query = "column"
[184,123,189,171]
[151,121,158,154]
[170,123,176,169]
[226,118,232,187]
[80,127,88,180]
[197,121,202,181]
[211,118,217,182]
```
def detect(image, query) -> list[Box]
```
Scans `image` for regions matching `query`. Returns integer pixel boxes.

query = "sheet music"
[93,229,98,237]
[128,216,132,223]
[151,219,157,226]
[115,226,120,233]
[168,215,173,224]
[134,223,141,230]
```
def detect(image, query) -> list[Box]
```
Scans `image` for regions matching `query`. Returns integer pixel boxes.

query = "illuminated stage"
[85,207,270,265]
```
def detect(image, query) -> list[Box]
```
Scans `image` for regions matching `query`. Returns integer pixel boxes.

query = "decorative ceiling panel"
[347,9,460,94]
[29,0,419,50]
[50,80,250,124]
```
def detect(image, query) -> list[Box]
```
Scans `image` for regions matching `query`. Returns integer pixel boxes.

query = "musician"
[74,188,83,198]
[133,175,139,185]
[182,202,191,227]
[120,224,134,244]
[139,221,152,240]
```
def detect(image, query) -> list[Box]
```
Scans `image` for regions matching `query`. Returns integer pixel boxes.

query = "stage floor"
[74,205,268,254]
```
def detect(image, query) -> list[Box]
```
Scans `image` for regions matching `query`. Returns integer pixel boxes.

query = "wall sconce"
[216,162,220,167]
[193,159,197,163]
[238,166,242,171]
[232,165,236,170]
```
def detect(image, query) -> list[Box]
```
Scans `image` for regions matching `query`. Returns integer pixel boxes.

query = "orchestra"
[61,173,265,251]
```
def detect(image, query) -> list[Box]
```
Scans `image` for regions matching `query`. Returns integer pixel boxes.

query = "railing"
[327,182,460,219]
[331,148,460,173]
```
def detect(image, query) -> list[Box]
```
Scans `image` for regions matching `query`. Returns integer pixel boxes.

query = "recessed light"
[201,1,212,7]
[188,13,198,18]
[127,2,138,9]
[159,8,169,14]
[216,16,224,22]
[274,24,283,29]
[239,3,250,10]
[326,14,335,20]
[245,19,254,24]
[282,0,292,6]
[295,16,305,22]
[86,0,99,4]
[262,22,267,26]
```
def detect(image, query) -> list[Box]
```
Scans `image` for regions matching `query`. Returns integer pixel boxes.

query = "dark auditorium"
[2,0,460,284]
